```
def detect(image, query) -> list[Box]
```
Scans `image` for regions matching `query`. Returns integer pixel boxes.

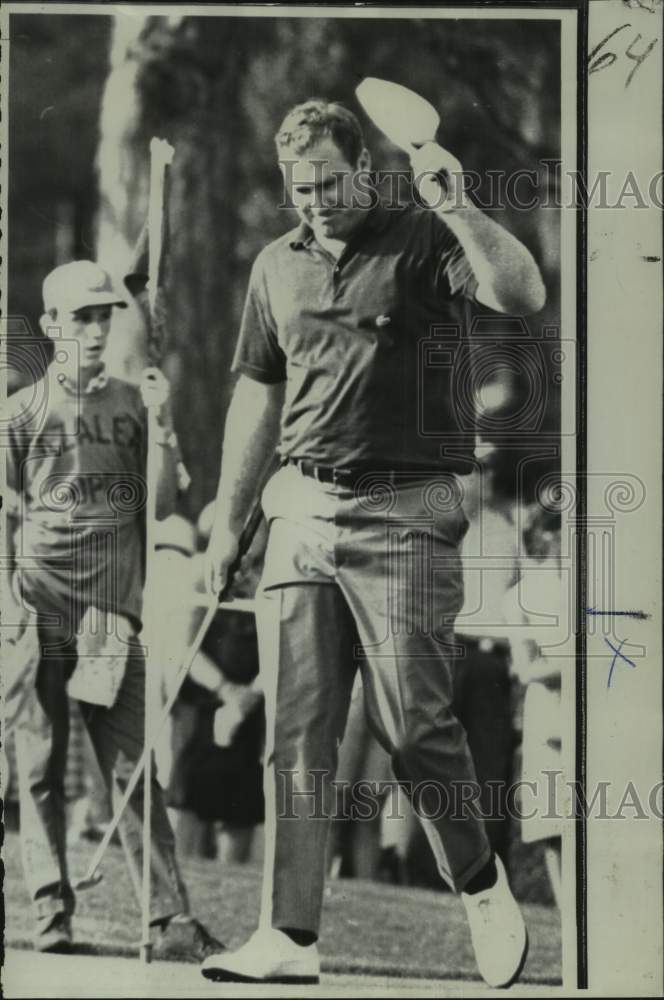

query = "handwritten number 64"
[588,23,658,88]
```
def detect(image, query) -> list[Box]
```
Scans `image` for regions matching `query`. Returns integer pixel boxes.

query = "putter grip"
[217,498,265,604]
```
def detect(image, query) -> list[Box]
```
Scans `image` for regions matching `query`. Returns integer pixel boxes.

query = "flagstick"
[140,138,174,965]
[139,404,159,964]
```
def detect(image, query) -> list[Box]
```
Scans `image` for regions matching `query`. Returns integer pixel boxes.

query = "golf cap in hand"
[42,261,128,314]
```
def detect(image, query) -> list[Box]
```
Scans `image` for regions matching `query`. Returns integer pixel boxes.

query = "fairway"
[3,830,561,986]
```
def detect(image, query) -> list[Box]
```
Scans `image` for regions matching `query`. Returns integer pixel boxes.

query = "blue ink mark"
[587,607,650,621]
[605,637,637,688]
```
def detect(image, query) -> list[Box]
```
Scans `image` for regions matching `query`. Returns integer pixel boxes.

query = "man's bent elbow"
[479,278,546,316]
[524,275,547,315]
[501,273,547,316]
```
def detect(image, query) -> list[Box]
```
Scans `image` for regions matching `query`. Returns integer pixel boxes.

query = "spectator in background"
[165,503,266,865]
[504,508,565,909]
[148,513,217,857]
[452,445,520,866]
[329,675,397,882]
[329,676,417,887]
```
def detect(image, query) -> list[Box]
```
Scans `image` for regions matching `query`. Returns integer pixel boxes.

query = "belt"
[285,457,452,490]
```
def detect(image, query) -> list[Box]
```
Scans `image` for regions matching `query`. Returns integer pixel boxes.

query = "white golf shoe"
[461,855,529,988]
[201,926,320,984]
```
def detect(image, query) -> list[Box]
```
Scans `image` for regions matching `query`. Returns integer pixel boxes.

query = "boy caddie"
[5,260,222,959]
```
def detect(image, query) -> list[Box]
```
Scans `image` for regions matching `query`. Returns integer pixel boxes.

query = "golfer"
[202,99,546,987]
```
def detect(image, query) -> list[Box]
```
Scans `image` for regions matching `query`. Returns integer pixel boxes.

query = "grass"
[3,828,561,985]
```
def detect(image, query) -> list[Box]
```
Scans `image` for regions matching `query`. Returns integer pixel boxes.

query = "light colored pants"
[14,598,190,924]
[256,464,491,935]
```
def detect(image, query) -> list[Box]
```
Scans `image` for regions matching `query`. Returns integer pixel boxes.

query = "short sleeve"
[429,212,478,301]
[231,255,287,384]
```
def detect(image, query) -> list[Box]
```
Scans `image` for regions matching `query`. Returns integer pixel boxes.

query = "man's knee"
[390,710,466,777]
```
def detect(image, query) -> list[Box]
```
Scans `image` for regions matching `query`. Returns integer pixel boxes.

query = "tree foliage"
[7,15,111,387]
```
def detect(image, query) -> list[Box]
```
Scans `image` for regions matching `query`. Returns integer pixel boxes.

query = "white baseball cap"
[42,261,128,314]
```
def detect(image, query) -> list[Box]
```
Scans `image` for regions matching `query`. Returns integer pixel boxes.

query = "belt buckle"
[332,466,354,487]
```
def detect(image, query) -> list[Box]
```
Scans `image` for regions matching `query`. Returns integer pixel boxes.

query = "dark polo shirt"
[232,202,478,471]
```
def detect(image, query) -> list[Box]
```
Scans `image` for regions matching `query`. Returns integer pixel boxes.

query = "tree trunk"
[96,16,250,514]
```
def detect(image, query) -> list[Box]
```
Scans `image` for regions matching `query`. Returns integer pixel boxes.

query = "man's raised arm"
[411,142,547,316]
[205,375,284,596]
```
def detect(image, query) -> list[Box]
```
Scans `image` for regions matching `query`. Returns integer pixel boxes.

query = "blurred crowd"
[4,446,564,907]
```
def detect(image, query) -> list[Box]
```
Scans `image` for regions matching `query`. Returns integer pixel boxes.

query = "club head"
[73,870,104,891]
[355,77,440,152]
